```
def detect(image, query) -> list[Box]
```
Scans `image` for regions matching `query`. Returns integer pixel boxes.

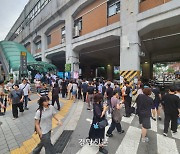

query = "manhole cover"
[54,130,73,153]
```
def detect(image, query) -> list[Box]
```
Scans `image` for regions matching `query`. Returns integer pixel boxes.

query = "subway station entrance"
[76,36,120,80]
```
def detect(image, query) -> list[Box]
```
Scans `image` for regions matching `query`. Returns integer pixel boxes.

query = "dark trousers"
[107,99,112,114]
[125,100,131,116]
[164,113,178,133]
[78,91,82,99]
[62,89,66,98]
[12,103,24,118]
[52,96,60,110]
[83,92,87,102]
[107,118,122,134]
[32,131,56,154]
[23,95,28,108]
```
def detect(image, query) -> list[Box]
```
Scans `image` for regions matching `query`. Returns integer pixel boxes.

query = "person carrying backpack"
[32,96,62,154]
[52,83,60,110]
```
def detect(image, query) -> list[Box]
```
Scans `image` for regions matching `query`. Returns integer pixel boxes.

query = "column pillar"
[41,33,50,62]
[30,37,35,55]
[120,0,140,81]
[65,15,79,78]
[142,61,153,80]
[107,64,113,81]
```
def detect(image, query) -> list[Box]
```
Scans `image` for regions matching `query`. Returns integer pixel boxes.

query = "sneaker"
[99,147,108,154]
[118,130,125,134]
[172,131,177,134]
[141,137,149,143]
[123,115,130,117]
[24,107,29,110]
[163,133,167,137]
[12,117,18,120]
[151,117,156,121]
[106,133,113,137]
[158,117,162,121]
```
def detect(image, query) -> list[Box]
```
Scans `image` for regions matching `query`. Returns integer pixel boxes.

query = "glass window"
[74,18,82,31]
[61,26,65,40]
[108,0,120,17]
[108,4,117,16]
[36,41,41,50]
[47,35,51,45]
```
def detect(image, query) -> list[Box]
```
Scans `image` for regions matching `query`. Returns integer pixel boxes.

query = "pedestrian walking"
[52,83,60,110]
[0,80,6,115]
[67,81,72,100]
[86,81,95,110]
[32,96,62,154]
[162,87,180,136]
[9,84,24,120]
[151,84,162,121]
[88,93,108,154]
[106,90,124,137]
[136,88,153,142]
[81,80,88,102]
[61,79,67,98]
[105,83,113,114]
[38,83,50,98]
[71,81,78,103]
[123,81,132,117]
[77,81,82,99]
[19,79,31,110]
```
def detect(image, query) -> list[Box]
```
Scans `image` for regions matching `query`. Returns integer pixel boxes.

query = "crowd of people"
[0,71,179,154]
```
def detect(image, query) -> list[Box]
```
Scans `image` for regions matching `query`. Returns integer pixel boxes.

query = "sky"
[0,0,29,41]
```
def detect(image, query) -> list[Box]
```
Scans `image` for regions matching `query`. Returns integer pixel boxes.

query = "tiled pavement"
[0,94,74,154]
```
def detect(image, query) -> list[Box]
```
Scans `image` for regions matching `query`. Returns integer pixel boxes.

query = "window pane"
[108,4,117,16]
[47,35,51,45]
[116,2,120,12]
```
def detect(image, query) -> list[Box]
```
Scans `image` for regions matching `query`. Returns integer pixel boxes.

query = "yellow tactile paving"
[10,97,73,154]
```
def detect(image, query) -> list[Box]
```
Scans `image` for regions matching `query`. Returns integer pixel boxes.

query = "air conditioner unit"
[74,26,80,37]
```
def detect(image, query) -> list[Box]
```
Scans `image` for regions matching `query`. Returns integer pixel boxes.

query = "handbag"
[112,108,122,123]
[98,119,108,129]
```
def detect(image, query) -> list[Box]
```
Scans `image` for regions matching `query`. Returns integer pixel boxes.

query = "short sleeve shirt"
[34,105,56,134]
[111,96,120,109]
[19,83,30,96]
[10,89,24,104]
[38,88,49,97]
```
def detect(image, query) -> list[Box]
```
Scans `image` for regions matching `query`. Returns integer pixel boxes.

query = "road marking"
[121,114,135,124]
[150,118,157,132]
[172,131,180,140]
[86,118,92,124]
[115,126,141,154]
[157,134,179,154]
[158,123,164,130]
[77,119,111,154]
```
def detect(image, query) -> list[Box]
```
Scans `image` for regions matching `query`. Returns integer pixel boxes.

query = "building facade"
[5,0,180,80]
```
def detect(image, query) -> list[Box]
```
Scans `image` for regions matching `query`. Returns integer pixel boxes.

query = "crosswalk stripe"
[121,114,135,124]
[115,126,141,154]
[76,119,112,154]
[150,118,157,132]
[157,134,179,154]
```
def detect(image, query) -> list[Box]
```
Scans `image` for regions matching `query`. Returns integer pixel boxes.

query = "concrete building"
[5,0,180,81]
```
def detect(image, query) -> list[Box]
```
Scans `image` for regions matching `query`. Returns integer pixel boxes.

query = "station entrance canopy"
[0,41,56,74]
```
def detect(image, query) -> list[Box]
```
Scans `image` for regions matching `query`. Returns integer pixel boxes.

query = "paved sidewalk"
[0,94,74,154]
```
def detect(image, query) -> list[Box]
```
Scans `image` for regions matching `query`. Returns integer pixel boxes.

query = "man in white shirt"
[19,79,31,110]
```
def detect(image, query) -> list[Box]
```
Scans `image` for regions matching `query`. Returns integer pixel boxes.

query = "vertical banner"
[20,52,27,75]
